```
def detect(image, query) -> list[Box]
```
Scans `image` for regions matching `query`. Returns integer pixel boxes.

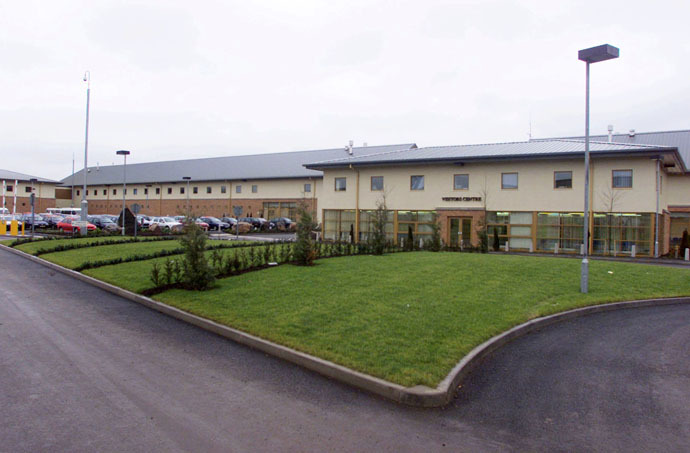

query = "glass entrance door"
[449,217,472,247]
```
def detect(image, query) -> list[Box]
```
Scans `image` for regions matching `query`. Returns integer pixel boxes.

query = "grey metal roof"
[305,139,682,170]
[543,129,690,171]
[59,143,417,186]
[0,169,58,184]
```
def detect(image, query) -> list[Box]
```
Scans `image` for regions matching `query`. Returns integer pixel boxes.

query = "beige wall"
[664,174,690,208]
[73,177,319,206]
[1,180,57,213]
[320,157,663,213]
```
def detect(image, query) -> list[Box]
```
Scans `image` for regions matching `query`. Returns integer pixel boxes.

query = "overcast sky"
[2,0,688,181]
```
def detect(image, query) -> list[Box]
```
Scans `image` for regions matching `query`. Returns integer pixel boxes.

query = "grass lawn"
[84,243,280,293]
[14,236,158,255]
[40,240,182,269]
[153,252,690,388]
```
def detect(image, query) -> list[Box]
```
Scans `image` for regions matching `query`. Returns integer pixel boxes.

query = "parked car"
[56,217,96,233]
[194,218,210,231]
[1,215,24,228]
[200,216,230,231]
[40,213,64,227]
[136,215,153,229]
[102,214,119,224]
[88,215,121,233]
[269,217,293,231]
[239,217,269,230]
[220,217,238,227]
[20,213,49,229]
[149,216,183,232]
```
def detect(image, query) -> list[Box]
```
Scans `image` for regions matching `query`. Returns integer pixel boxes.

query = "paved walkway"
[1,247,689,451]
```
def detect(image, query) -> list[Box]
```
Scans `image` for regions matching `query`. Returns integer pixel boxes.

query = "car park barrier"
[10,220,18,236]
[0,221,5,235]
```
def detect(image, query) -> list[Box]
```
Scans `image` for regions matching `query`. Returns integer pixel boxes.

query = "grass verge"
[84,243,280,293]
[153,252,690,388]
[39,240,182,269]
[14,236,157,255]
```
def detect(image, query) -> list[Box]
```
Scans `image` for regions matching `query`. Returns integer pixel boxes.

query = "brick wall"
[2,196,56,214]
[86,198,317,218]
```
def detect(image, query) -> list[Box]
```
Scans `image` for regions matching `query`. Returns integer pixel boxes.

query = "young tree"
[180,219,215,290]
[294,200,316,265]
[599,186,625,255]
[428,213,442,252]
[405,225,414,251]
[369,195,389,255]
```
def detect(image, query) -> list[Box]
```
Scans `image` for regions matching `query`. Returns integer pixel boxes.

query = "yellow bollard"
[10,220,18,236]
[21,221,25,236]
[0,220,6,235]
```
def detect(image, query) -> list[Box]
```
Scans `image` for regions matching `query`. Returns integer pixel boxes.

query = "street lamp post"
[80,71,91,236]
[182,176,191,214]
[116,150,131,236]
[578,44,619,293]
[30,178,37,238]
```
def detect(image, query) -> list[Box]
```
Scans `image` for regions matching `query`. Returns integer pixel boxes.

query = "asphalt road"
[1,248,689,452]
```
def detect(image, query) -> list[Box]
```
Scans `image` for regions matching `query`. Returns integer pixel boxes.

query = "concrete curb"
[3,243,689,407]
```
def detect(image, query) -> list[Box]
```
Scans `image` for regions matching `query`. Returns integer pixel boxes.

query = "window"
[236,185,242,194]
[486,211,534,250]
[124,189,127,195]
[76,189,80,196]
[251,185,257,193]
[371,176,383,191]
[612,169,632,188]
[304,183,311,193]
[180,187,185,194]
[410,175,424,190]
[501,173,518,189]
[207,186,212,194]
[85,190,89,196]
[144,188,148,195]
[221,185,227,194]
[453,174,469,190]
[112,189,117,195]
[334,178,346,191]
[554,171,572,189]
[193,186,198,194]
[167,188,172,195]
[25,186,32,193]
[156,187,160,195]
[103,189,106,195]
[133,188,138,195]
[7,185,13,192]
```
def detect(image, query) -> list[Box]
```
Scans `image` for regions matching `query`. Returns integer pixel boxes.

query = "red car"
[57,217,97,233]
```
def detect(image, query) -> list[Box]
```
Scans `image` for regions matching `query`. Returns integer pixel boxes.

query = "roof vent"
[607,125,613,143]
[363,142,368,147]
[629,129,635,137]
[346,140,354,156]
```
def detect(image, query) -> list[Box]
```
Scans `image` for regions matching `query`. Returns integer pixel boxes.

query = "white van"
[0,207,8,215]
[47,207,82,216]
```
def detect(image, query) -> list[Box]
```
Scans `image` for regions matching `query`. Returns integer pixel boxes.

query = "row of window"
[0,185,35,193]
[76,183,313,198]
[333,170,635,192]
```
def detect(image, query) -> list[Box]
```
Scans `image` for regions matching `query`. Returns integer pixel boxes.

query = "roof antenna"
[607,125,613,143]
[346,140,354,155]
